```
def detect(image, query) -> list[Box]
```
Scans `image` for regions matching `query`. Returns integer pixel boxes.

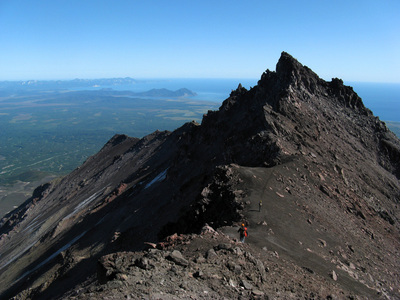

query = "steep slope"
[0,52,399,299]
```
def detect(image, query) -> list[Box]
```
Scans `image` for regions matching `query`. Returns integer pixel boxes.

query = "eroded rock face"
[1,52,399,299]
[158,165,245,239]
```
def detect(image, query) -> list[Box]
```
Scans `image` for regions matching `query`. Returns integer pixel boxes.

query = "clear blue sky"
[0,0,399,82]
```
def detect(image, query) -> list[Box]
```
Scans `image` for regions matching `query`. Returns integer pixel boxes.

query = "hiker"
[238,223,248,243]
[259,200,262,212]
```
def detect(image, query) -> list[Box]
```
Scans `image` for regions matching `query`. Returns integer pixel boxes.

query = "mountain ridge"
[0,52,399,299]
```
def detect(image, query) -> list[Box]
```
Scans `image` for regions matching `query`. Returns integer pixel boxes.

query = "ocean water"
[349,82,400,123]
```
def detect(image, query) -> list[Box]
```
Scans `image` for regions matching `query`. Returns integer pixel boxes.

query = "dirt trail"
[221,164,377,297]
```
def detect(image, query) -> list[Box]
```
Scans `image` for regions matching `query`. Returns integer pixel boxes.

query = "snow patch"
[22,215,44,234]
[63,188,105,221]
[145,169,168,189]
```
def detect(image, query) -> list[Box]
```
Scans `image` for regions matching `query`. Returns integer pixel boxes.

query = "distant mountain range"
[0,77,138,90]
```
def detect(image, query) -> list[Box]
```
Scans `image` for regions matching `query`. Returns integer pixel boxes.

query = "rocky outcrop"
[70,228,352,300]
[158,165,245,239]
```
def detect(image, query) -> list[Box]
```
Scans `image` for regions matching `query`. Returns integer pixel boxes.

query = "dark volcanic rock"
[0,52,399,299]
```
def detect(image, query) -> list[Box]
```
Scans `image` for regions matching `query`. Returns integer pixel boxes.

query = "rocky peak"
[252,52,369,116]
[275,51,319,86]
[201,53,399,174]
[256,52,322,98]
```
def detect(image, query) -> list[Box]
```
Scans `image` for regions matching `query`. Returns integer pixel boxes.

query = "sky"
[0,0,399,82]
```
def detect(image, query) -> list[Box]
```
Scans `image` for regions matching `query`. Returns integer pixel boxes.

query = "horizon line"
[1,77,400,85]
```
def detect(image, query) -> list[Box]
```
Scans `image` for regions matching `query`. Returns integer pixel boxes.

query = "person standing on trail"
[259,200,262,212]
[238,223,248,243]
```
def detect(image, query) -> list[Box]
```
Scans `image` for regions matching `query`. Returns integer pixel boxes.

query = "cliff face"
[0,52,399,299]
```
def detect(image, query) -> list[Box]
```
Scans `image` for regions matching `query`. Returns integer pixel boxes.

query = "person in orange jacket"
[238,223,248,243]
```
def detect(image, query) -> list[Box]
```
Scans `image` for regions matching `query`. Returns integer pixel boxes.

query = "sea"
[89,78,400,123]
[349,82,400,123]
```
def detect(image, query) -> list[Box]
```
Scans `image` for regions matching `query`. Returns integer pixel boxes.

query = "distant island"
[131,88,196,97]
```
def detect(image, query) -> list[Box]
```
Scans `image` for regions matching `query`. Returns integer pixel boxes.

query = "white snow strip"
[21,215,45,234]
[63,188,105,221]
[21,220,40,234]
[15,230,87,283]
[145,168,168,189]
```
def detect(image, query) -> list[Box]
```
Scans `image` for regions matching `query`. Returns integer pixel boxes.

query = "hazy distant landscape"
[0,80,218,216]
